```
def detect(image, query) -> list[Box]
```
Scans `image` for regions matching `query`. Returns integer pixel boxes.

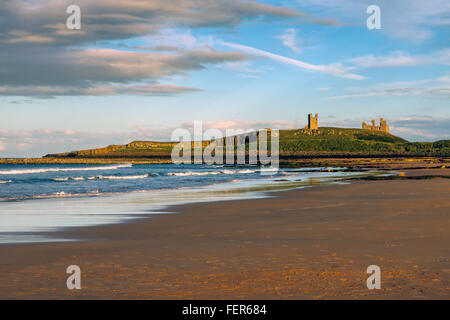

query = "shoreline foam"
[0,169,374,243]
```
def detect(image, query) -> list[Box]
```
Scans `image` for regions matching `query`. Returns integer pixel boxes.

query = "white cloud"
[297,0,450,42]
[326,87,450,100]
[326,76,450,100]
[389,116,450,141]
[139,29,207,51]
[0,128,150,158]
[349,49,450,68]
[276,28,302,53]
[319,115,450,141]
[181,119,301,131]
[220,41,366,80]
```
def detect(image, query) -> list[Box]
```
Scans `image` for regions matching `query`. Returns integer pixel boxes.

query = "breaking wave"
[52,173,149,181]
[0,163,132,175]
[96,174,149,180]
[53,177,69,182]
[167,169,259,176]
[0,180,12,184]
[53,177,84,182]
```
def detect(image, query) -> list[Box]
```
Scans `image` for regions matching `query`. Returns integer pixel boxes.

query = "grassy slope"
[45,127,450,159]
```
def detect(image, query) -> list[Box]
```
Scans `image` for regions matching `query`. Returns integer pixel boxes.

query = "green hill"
[45,127,450,160]
[278,127,407,155]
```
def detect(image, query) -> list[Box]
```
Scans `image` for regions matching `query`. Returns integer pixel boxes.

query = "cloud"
[0,47,250,97]
[276,28,302,53]
[349,49,450,68]
[326,76,450,100]
[320,116,450,141]
[0,0,315,98]
[0,127,167,158]
[389,116,450,141]
[0,83,202,97]
[297,0,450,42]
[181,119,302,131]
[326,87,450,100]
[0,0,309,47]
[220,41,366,80]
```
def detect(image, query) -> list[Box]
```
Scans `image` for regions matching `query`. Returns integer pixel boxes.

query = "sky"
[0,0,449,157]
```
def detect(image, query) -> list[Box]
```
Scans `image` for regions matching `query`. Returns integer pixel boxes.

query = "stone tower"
[379,118,389,133]
[362,118,389,133]
[308,113,318,130]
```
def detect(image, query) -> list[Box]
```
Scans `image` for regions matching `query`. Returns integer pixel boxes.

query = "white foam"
[168,171,223,176]
[54,176,86,181]
[0,180,12,184]
[167,169,258,176]
[97,174,149,180]
[0,163,132,175]
[259,167,279,172]
[53,177,69,182]
[221,169,235,174]
[238,169,255,174]
[167,171,193,176]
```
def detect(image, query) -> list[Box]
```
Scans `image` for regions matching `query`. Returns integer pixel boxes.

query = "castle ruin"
[362,118,389,133]
[307,113,318,130]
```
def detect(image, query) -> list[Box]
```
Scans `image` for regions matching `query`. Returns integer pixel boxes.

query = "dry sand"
[0,168,449,299]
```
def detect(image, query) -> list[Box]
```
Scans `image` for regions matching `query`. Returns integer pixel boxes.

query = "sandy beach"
[0,168,449,299]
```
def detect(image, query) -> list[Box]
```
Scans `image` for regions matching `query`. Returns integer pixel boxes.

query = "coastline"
[0,166,449,299]
[0,157,172,165]
[1,156,449,168]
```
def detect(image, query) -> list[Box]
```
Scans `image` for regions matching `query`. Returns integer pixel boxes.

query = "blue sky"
[0,0,449,157]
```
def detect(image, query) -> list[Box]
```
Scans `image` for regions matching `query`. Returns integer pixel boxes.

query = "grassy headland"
[1,127,449,165]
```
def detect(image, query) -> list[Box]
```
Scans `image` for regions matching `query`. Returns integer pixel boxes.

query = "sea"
[0,163,370,244]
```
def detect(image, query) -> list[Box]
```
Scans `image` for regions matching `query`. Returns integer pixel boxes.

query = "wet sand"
[0,168,449,299]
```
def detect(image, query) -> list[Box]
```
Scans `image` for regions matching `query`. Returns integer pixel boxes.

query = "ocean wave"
[221,169,235,174]
[238,169,255,174]
[259,167,279,172]
[53,177,69,182]
[97,174,149,180]
[167,169,258,176]
[0,180,12,184]
[53,173,149,181]
[50,190,98,198]
[53,176,85,181]
[168,171,219,176]
[0,163,132,175]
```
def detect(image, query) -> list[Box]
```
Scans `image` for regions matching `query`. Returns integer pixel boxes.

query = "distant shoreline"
[0,157,172,164]
[1,156,449,169]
